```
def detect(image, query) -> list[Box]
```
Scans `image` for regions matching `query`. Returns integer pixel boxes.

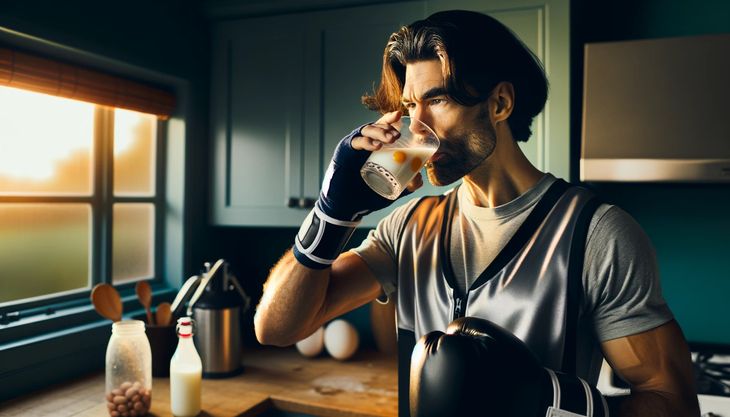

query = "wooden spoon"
[135,280,154,325]
[91,283,122,322]
[155,302,172,326]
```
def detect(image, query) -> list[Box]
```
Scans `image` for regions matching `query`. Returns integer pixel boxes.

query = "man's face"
[401,60,497,187]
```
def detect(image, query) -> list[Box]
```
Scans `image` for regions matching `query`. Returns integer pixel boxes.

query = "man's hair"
[363,10,548,142]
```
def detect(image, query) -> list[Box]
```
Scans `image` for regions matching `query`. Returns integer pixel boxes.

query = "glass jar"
[105,320,152,417]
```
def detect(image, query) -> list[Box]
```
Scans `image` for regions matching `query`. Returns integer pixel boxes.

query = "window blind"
[0,47,175,119]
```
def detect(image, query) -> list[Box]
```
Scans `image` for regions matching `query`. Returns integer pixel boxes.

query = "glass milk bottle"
[170,317,202,417]
[105,320,152,417]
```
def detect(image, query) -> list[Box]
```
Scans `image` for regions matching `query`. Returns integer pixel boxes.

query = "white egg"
[324,319,359,361]
[296,326,324,357]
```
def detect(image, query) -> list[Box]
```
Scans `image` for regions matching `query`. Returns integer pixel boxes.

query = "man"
[255,10,699,417]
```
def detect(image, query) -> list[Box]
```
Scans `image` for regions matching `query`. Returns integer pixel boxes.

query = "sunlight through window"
[114,109,156,196]
[0,86,160,303]
[0,86,94,195]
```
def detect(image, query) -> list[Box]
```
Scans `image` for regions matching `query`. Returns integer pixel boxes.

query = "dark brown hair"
[363,10,548,142]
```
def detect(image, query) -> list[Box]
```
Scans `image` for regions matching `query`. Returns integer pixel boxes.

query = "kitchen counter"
[0,347,398,417]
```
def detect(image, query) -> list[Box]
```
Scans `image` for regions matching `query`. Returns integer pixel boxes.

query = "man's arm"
[256,111,406,347]
[254,250,382,346]
[601,320,700,417]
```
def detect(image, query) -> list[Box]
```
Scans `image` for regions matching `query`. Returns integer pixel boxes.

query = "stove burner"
[695,352,730,397]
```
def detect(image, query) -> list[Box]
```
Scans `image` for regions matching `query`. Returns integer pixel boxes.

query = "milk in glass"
[361,146,434,199]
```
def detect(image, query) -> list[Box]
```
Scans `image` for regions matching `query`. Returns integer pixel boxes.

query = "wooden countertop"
[0,347,398,417]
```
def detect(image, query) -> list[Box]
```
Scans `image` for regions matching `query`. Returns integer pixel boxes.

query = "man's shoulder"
[586,203,648,246]
[546,176,645,244]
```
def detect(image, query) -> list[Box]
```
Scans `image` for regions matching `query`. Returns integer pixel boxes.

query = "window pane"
[0,204,90,304]
[0,86,94,196]
[112,203,154,284]
[114,109,156,196]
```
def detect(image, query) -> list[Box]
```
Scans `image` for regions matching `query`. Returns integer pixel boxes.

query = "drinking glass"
[360,117,440,200]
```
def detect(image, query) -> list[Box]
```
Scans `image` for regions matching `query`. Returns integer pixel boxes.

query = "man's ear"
[490,81,514,123]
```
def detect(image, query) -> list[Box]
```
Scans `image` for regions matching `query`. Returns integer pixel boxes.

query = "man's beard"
[426,114,497,187]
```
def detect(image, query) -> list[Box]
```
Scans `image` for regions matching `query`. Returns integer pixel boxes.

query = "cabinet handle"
[299,197,316,209]
[287,197,316,209]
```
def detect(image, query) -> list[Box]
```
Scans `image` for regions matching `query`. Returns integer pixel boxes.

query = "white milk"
[362,146,435,199]
[170,318,202,417]
[170,367,202,417]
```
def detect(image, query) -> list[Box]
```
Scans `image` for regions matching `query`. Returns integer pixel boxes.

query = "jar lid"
[111,319,145,334]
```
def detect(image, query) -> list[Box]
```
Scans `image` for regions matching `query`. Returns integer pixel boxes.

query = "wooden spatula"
[91,283,122,322]
[155,302,172,326]
[135,280,154,324]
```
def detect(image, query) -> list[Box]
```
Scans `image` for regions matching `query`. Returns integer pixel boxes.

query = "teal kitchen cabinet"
[211,0,569,227]
[210,15,319,226]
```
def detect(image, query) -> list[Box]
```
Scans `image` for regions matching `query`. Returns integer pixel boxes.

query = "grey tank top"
[395,179,601,371]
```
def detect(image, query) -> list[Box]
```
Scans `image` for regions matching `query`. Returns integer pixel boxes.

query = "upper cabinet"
[210,15,313,225]
[210,0,569,227]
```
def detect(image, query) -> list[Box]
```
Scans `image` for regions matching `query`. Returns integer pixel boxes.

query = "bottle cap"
[176,317,194,338]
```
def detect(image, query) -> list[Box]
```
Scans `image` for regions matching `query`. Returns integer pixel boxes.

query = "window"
[0,39,183,402]
[0,86,163,309]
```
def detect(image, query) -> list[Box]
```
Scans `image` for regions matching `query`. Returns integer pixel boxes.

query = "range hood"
[581,33,730,182]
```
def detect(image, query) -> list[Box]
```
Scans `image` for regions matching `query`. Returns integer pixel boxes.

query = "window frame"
[0,105,166,324]
[0,28,187,402]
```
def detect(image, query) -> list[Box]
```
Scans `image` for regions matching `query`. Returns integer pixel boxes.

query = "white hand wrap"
[293,205,360,269]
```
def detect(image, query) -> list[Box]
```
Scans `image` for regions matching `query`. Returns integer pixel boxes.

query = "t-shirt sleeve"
[583,204,674,342]
[351,198,422,303]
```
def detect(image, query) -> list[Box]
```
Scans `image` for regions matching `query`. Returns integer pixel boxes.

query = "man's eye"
[404,102,416,110]
[430,98,445,105]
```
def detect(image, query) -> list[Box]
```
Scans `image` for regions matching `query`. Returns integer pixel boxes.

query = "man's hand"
[318,110,421,222]
[293,111,422,269]
[352,111,402,151]
[410,317,609,417]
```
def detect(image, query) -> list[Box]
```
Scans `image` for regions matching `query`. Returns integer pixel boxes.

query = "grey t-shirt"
[353,174,673,380]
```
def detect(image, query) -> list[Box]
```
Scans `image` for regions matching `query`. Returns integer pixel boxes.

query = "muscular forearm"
[254,249,330,346]
[606,391,700,417]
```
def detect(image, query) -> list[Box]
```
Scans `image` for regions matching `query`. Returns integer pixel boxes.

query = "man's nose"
[409,109,433,136]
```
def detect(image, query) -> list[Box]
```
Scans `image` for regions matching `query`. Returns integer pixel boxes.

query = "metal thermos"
[189,261,250,378]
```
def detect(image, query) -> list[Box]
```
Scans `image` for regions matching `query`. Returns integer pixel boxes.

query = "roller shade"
[0,47,176,119]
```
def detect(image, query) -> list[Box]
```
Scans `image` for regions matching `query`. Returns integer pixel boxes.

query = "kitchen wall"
[571,0,730,346]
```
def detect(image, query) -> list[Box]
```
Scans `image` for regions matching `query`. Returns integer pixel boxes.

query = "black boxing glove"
[293,123,408,269]
[410,317,609,417]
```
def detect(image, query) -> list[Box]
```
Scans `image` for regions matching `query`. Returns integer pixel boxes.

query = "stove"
[696,352,730,416]
[597,352,730,416]
[699,394,730,417]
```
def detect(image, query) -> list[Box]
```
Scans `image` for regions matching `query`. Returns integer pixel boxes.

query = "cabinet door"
[426,0,571,180]
[210,17,319,226]
[316,2,430,228]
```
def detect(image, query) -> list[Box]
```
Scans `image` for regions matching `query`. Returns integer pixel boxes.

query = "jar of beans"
[105,320,152,417]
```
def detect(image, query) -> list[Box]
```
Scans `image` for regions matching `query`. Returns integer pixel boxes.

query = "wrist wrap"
[545,368,610,417]
[293,205,360,269]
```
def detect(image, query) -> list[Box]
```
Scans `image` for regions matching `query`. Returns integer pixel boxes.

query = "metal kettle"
[186,259,250,378]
